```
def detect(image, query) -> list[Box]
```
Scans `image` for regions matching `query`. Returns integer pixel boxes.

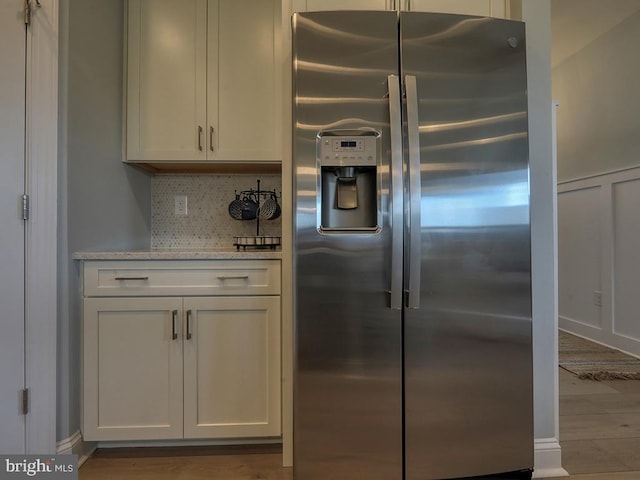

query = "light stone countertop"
[73,249,283,261]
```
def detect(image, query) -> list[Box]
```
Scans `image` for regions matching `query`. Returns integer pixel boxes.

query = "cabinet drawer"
[83,260,280,297]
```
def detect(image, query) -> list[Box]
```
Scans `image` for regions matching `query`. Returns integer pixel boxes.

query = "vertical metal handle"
[198,126,203,151]
[388,75,403,311]
[186,309,192,340]
[209,126,214,152]
[406,0,411,11]
[405,75,421,309]
[171,310,178,340]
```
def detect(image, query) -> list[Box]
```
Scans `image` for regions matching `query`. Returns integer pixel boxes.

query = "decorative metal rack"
[231,179,281,250]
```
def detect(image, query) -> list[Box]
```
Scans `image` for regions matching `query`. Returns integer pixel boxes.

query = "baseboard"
[58,432,564,476]
[533,437,568,478]
[560,321,640,359]
[56,430,97,467]
[96,437,282,449]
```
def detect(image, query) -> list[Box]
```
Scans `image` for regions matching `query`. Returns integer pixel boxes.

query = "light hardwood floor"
[78,445,292,480]
[79,369,640,479]
[546,368,640,479]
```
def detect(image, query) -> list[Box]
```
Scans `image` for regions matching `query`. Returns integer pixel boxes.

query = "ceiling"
[551,0,640,66]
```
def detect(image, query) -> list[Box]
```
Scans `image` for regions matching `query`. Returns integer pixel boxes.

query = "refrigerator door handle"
[405,75,421,309]
[388,75,403,310]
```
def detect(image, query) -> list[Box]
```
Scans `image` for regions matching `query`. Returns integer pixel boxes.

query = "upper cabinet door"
[293,0,394,11]
[126,0,282,165]
[406,0,507,18]
[126,0,208,161]
[207,0,281,161]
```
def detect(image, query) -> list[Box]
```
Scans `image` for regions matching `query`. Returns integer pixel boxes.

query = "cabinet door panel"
[208,0,281,161]
[408,0,506,17]
[295,0,391,11]
[83,297,184,440]
[183,296,281,438]
[127,0,207,161]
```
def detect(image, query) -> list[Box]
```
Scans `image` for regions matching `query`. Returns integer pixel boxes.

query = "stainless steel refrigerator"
[292,10,533,480]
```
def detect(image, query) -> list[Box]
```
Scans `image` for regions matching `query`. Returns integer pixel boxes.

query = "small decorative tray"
[233,236,281,250]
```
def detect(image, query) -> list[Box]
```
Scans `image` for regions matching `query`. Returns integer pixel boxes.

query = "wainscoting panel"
[558,166,640,357]
[558,186,602,329]
[613,178,640,343]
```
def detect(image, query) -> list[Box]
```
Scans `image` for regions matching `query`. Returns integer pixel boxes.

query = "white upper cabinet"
[126,0,281,165]
[291,0,508,17]
[126,0,207,162]
[403,0,507,17]
[209,0,281,161]
[293,0,394,11]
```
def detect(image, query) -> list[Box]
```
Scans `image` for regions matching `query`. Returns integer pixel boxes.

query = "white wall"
[57,0,151,443]
[553,10,640,356]
[553,11,640,182]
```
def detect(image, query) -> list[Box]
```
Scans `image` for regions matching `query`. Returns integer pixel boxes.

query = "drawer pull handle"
[114,276,149,281]
[171,310,178,340]
[217,275,249,281]
[186,309,193,340]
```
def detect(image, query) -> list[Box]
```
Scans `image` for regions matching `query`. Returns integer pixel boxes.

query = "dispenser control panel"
[332,139,364,152]
[318,132,378,167]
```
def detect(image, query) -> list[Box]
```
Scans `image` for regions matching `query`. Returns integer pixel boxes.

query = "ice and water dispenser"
[317,130,380,232]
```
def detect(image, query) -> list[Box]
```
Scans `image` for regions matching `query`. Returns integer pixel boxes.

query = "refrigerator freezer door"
[401,13,533,480]
[292,11,403,480]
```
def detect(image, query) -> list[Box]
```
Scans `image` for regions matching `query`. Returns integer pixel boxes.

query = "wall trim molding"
[559,322,640,360]
[56,431,96,467]
[558,165,640,357]
[533,437,568,478]
[558,164,640,188]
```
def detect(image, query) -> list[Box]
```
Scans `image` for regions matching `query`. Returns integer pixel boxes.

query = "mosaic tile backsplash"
[152,174,282,250]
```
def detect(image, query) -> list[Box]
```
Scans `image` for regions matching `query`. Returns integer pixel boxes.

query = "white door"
[0,0,26,454]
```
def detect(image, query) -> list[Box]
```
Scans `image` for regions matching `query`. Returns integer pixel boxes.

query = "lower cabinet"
[183,296,281,439]
[82,295,281,441]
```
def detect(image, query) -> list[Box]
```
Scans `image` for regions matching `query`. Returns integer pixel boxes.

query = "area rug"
[558,330,640,380]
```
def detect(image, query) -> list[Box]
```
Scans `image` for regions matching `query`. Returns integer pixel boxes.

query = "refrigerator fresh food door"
[401,12,533,480]
[292,11,403,480]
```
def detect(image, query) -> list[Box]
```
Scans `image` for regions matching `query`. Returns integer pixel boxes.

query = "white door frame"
[23,0,58,453]
[0,0,27,453]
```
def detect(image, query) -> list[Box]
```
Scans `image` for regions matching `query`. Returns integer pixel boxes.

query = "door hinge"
[21,388,29,415]
[23,0,41,26]
[22,194,29,220]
